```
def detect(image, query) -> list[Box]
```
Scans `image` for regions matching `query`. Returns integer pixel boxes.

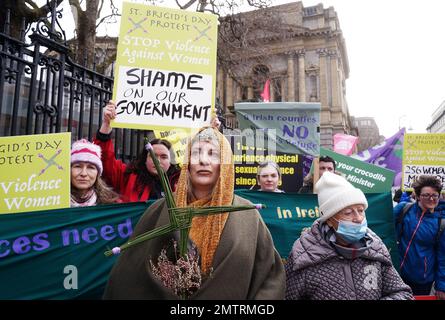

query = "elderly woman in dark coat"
[103,127,285,299]
[285,172,413,300]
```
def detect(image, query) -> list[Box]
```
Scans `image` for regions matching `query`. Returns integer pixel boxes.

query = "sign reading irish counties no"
[235,102,321,157]
[112,3,218,131]
[0,133,71,214]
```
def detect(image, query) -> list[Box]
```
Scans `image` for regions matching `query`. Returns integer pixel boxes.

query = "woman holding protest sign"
[94,100,181,202]
[103,126,285,299]
[70,139,120,206]
[285,172,413,300]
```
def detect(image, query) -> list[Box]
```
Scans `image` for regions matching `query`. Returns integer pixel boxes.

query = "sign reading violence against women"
[0,133,71,214]
[320,147,395,193]
[402,133,445,191]
[234,102,321,156]
[112,3,218,130]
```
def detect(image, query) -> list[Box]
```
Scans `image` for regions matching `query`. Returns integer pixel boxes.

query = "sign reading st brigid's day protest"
[111,3,218,130]
[0,133,71,214]
[402,133,445,191]
[234,102,321,157]
[320,148,395,193]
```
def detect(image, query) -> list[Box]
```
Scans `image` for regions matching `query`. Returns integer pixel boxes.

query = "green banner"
[234,102,321,156]
[0,192,397,299]
[236,190,398,265]
[0,202,151,299]
[320,147,395,193]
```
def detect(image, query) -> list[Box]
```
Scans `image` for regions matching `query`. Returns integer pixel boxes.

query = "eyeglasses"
[420,193,440,200]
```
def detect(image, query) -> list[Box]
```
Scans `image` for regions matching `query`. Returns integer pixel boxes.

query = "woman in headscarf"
[103,127,285,299]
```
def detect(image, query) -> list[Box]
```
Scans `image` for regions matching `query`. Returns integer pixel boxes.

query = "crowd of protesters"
[65,100,445,300]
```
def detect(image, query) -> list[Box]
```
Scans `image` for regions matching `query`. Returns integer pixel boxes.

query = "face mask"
[334,218,368,243]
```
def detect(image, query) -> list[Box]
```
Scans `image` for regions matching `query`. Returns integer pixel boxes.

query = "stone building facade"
[353,117,383,152]
[427,101,445,133]
[217,2,356,149]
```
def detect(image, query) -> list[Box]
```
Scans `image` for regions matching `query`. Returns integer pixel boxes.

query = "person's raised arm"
[100,100,117,134]
[94,100,127,192]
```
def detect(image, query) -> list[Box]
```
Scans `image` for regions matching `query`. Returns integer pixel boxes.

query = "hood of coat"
[289,219,393,271]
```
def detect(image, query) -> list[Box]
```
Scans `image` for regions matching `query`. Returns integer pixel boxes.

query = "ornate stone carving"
[296,49,306,57]
[316,48,329,56]
[328,49,338,57]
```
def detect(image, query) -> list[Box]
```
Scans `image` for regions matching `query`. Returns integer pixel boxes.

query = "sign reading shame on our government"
[234,102,321,157]
[0,133,71,214]
[402,133,445,191]
[112,3,218,131]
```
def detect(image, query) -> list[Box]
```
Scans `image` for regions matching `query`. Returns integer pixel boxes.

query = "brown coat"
[103,195,285,300]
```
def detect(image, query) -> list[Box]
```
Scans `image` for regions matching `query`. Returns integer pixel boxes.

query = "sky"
[270,0,445,138]
[46,0,445,138]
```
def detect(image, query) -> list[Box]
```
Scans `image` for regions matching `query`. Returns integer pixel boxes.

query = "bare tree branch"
[96,0,120,29]
[96,12,120,29]
[68,0,83,14]
[175,0,197,10]
[97,0,105,19]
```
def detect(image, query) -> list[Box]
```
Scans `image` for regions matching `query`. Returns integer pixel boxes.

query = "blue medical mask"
[334,218,368,243]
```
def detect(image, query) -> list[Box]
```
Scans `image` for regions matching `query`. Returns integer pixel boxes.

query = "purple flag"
[351,128,405,186]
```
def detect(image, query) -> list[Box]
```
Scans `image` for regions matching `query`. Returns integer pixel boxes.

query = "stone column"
[287,52,295,101]
[280,78,286,101]
[247,85,254,100]
[317,48,329,108]
[329,50,340,108]
[217,68,225,112]
[297,49,306,102]
[225,73,233,109]
[235,82,242,102]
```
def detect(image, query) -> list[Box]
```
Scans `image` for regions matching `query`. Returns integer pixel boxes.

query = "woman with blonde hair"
[256,160,284,193]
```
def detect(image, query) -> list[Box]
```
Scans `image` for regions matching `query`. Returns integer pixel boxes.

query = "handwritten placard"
[112,3,218,130]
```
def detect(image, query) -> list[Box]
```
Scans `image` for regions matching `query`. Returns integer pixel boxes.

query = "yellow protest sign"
[0,133,71,214]
[402,133,445,191]
[112,3,218,131]
[152,128,193,166]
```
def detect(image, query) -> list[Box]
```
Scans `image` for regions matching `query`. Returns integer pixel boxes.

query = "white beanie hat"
[315,171,368,222]
[71,139,103,176]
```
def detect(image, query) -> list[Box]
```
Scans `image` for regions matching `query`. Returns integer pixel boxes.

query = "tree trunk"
[74,0,100,68]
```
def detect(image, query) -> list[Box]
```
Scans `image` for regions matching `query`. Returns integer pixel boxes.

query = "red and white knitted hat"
[71,139,103,175]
